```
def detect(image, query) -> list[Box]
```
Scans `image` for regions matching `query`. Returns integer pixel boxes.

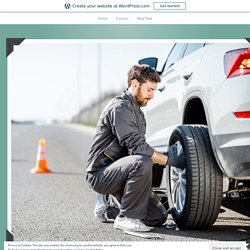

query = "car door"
[145,43,206,150]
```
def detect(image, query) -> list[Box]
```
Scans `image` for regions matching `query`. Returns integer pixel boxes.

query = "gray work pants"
[86,155,167,226]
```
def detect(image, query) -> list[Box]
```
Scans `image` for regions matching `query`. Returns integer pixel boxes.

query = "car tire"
[166,125,223,229]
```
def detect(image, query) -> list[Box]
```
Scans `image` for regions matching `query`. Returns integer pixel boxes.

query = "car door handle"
[158,85,165,92]
[183,72,193,81]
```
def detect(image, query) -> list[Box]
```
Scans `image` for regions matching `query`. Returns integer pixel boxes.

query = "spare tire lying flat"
[166,125,223,229]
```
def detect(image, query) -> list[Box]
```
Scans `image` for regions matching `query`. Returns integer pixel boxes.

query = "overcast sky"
[9,40,172,122]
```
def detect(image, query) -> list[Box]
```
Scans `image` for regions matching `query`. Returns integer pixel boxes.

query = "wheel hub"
[170,141,186,213]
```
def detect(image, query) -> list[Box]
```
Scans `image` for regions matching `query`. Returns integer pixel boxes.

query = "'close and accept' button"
[154,2,186,10]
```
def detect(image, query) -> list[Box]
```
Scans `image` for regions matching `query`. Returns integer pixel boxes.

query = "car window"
[183,43,204,57]
[163,43,187,72]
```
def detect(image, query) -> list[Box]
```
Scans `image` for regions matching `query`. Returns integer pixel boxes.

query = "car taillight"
[234,111,250,119]
[224,48,250,78]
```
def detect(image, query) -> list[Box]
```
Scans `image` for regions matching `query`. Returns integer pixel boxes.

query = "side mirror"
[138,57,158,70]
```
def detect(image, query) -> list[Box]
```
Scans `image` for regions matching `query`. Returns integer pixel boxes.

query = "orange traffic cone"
[31,139,52,174]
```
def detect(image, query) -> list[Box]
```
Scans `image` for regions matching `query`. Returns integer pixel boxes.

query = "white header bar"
[0,0,250,24]
[1,0,250,13]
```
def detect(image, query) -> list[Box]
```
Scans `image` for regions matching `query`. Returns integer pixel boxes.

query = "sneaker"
[114,216,153,232]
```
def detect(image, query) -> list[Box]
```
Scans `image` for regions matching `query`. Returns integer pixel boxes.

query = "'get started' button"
[153,2,186,10]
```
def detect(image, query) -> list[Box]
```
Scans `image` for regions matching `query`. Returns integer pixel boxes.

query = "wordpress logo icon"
[64,3,71,9]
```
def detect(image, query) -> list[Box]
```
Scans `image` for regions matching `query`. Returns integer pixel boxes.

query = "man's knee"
[140,155,153,166]
[130,155,153,179]
[136,155,153,172]
[156,211,168,226]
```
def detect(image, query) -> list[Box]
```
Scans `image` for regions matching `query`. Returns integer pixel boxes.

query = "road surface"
[11,123,250,243]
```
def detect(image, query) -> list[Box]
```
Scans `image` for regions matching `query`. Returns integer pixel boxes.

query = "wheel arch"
[182,93,225,174]
[183,97,208,126]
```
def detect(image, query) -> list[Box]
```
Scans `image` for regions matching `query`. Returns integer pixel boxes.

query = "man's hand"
[164,144,185,169]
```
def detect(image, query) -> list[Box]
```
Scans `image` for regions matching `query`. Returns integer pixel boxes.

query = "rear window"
[183,43,205,57]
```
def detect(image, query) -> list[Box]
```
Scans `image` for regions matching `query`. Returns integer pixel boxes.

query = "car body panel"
[143,42,250,178]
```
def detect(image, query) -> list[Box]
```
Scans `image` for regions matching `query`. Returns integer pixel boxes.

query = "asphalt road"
[11,123,250,242]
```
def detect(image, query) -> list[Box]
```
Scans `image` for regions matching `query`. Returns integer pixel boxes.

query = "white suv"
[139,42,250,229]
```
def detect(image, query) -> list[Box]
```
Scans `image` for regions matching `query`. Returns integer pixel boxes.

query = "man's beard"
[134,87,149,107]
